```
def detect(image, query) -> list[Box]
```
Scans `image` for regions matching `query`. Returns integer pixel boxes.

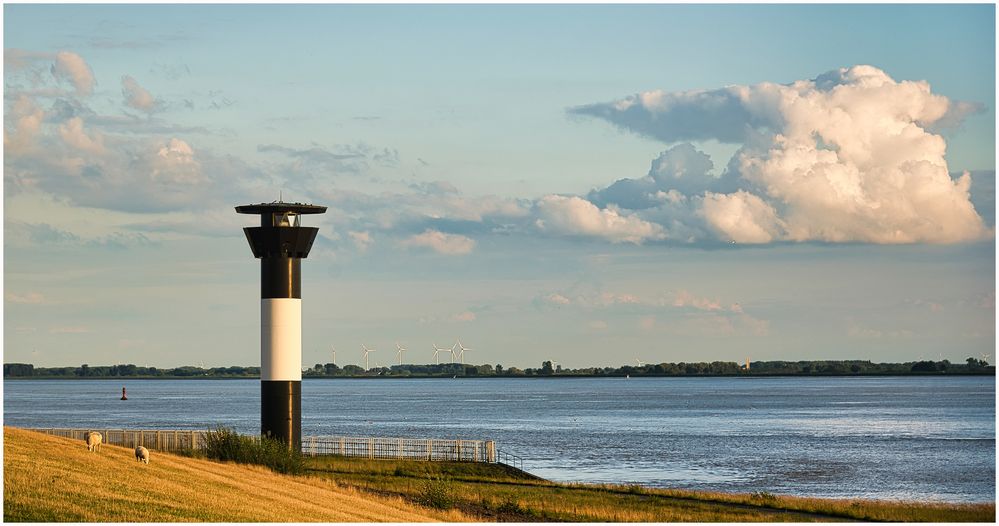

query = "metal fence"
[30,428,208,450]
[28,428,504,465]
[300,435,495,462]
[495,448,525,471]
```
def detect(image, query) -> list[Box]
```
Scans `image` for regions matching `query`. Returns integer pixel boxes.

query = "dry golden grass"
[636,486,996,522]
[3,427,470,522]
[314,456,995,522]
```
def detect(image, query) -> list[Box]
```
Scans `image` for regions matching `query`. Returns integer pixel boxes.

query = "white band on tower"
[261,298,302,381]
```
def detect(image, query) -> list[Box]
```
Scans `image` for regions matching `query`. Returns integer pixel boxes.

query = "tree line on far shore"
[3,358,994,379]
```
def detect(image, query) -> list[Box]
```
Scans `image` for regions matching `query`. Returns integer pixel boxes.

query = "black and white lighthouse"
[236,200,326,449]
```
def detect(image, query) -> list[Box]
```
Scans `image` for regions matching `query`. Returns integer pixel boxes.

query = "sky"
[3,3,995,369]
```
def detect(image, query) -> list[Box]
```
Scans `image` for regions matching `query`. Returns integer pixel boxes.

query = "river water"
[3,376,994,502]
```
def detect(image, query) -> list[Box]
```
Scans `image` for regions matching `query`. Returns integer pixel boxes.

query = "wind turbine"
[396,342,407,365]
[448,342,458,363]
[635,358,645,367]
[454,339,472,364]
[331,345,336,365]
[432,344,446,365]
[361,344,376,370]
[982,352,992,365]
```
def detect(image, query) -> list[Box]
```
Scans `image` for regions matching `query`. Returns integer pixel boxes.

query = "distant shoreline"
[6,372,995,380]
[7,358,994,380]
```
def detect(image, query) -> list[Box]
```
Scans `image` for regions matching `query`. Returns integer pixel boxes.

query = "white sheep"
[84,431,103,452]
[135,445,149,464]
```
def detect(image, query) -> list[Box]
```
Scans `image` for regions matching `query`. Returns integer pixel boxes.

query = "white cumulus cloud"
[4,95,45,156]
[572,65,990,244]
[121,75,158,113]
[152,138,201,185]
[535,195,665,244]
[58,117,106,155]
[51,51,95,96]
[700,191,783,243]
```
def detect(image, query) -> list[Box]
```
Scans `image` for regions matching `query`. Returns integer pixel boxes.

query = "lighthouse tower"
[236,200,326,449]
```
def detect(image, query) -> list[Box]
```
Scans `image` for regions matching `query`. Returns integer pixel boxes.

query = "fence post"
[157,430,161,450]
[427,439,432,461]
[368,437,373,459]
[456,440,462,461]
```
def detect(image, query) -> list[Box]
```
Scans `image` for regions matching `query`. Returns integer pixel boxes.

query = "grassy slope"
[3,427,467,522]
[309,456,996,522]
[6,427,993,523]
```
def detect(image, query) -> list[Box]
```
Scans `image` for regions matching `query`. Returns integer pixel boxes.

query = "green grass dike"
[5,427,994,522]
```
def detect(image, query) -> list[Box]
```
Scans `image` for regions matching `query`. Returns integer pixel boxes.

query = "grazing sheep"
[135,445,149,464]
[84,431,103,452]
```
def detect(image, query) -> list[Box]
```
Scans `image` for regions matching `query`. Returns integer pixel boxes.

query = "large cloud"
[572,65,990,244]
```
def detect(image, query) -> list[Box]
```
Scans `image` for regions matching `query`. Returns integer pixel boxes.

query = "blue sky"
[3,4,995,368]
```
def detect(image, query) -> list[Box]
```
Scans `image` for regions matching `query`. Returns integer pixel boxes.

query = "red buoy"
[120,387,128,400]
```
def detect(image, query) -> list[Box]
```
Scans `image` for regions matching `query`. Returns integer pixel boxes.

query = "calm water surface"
[4,376,994,502]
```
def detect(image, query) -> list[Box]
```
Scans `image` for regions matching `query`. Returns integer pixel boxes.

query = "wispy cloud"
[401,229,476,255]
[6,292,46,304]
[348,231,373,253]
[541,293,572,306]
[4,222,80,245]
[587,320,608,331]
[450,311,477,322]
[847,323,915,340]
[534,286,769,336]
[257,143,369,173]
[49,326,91,334]
[5,221,156,250]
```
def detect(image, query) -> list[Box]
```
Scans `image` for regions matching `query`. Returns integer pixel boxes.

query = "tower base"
[261,380,301,450]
